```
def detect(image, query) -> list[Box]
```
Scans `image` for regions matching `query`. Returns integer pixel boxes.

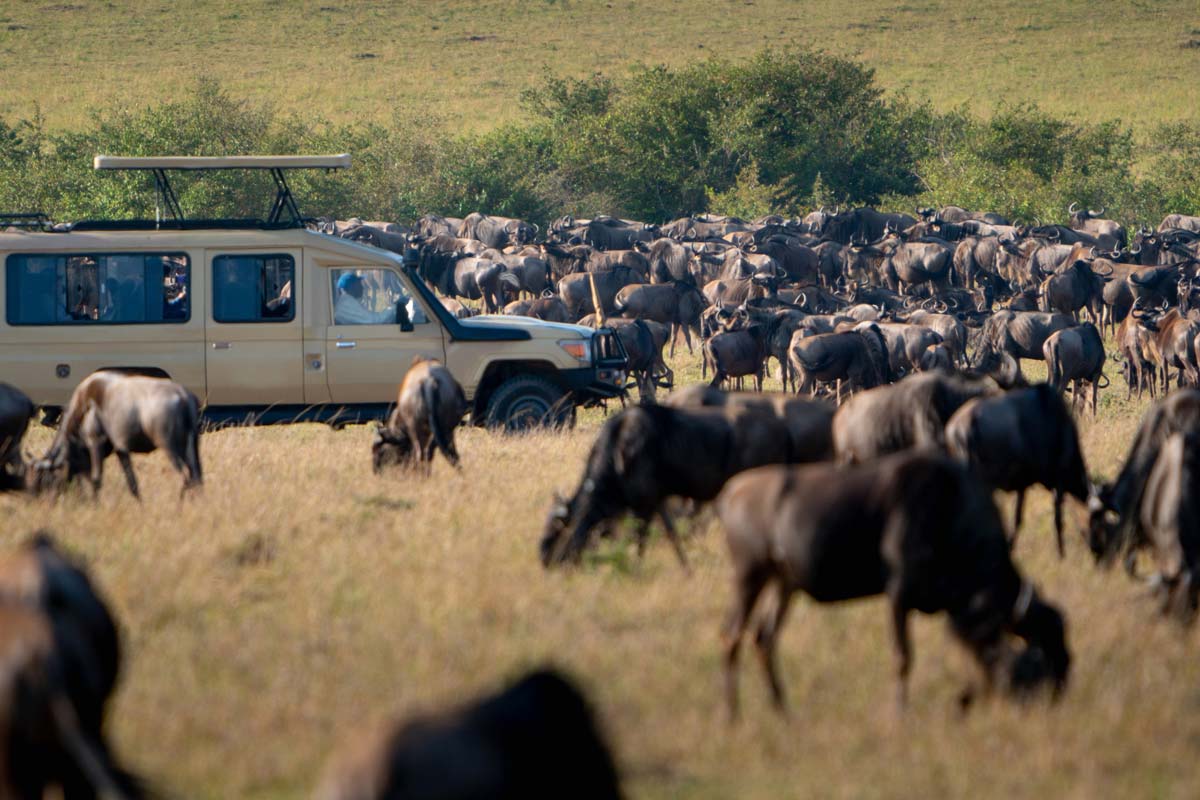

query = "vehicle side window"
[213,254,294,323]
[5,253,190,325]
[330,267,428,326]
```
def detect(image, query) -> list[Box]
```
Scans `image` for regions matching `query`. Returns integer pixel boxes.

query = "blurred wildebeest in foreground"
[0,534,147,798]
[540,403,820,570]
[27,371,202,499]
[0,382,36,491]
[717,452,1070,719]
[373,358,467,474]
[945,384,1090,557]
[316,668,621,800]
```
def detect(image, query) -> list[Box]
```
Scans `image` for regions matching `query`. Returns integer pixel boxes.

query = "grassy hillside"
[4,352,1200,799]
[1,0,1198,130]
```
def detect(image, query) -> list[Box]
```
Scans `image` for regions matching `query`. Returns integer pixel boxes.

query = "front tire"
[484,375,573,432]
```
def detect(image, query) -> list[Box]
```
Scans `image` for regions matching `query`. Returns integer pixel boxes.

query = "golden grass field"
[4,347,1200,799]
[1,0,1198,131]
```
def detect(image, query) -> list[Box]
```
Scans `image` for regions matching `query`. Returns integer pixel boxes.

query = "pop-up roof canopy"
[93,154,351,171]
[89,154,352,229]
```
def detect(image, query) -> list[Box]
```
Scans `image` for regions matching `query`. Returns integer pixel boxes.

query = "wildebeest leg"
[722,566,769,722]
[657,508,690,573]
[669,324,678,359]
[1010,490,1025,549]
[87,440,106,498]
[115,451,140,500]
[752,581,794,713]
[1052,490,1065,558]
[888,595,913,711]
[633,516,650,559]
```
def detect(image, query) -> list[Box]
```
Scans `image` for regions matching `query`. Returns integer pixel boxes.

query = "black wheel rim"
[506,395,552,431]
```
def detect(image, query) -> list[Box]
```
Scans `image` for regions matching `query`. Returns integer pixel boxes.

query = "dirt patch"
[352,52,377,59]
[466,34,496,42]
[42,3,83,11]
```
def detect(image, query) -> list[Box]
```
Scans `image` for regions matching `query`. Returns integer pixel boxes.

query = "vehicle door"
[323,266,445,403]
[204,249,304,406]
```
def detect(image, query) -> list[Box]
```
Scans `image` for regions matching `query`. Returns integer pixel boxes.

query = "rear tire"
[484,375,573,432]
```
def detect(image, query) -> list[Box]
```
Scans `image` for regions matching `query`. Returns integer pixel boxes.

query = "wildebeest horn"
[1093,261,1114,276]
[748,244,757,253]
[532,223,540,234]
[1131,245,1142,255]
[1047,227,1060,240]
[819,205,828,214]
[685,227,696,240]
[1068,202,1079,214]
[1090,207,1104,217]
[797,291,808,308]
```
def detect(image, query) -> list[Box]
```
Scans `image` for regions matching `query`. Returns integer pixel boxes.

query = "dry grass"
[3,346,1200,799]
[1,1,1198,131]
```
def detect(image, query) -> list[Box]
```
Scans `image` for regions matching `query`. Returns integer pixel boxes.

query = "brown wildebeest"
[0,534,146,798]
[28,371,202,499]
[373,358,467,474]
[316,669,621,800]
[716,452,1070,720]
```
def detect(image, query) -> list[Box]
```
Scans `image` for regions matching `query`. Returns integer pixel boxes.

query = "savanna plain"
[3,352,1200,799]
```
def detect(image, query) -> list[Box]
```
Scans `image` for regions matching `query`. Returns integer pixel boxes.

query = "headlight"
[557,339,591,363]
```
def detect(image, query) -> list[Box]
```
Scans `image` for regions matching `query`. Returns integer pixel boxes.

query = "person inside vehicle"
[334,272,409,326]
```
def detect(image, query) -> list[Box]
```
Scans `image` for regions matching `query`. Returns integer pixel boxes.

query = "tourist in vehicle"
[334,272,404,325]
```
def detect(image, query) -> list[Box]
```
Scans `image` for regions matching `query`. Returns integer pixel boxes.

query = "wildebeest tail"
[184,394,203,485]
[422,380,459,467]
[49,690,148,799]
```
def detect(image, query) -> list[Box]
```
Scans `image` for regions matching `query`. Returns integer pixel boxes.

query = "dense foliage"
[0,48,1196,229]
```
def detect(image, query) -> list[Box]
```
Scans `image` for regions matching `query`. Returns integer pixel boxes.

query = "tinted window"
[5,253,190,325]
[330,267,427,326]
[213,254,294,323]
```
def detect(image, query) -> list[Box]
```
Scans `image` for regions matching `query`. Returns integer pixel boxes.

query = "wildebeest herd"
[4,202,1200,797]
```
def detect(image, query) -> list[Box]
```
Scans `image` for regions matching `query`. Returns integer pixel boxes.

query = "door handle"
[336,341,357,349]
[212,342,232,350]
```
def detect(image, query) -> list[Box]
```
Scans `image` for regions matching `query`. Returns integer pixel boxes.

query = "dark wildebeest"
[704,321,771,391]
[918,205,1010,225]
[1068,203,1126,250]
[558,266,644,320]
[316,669,622,800]
[822,208,918,245]
[642,238,697,285]
[1116,311,1160,400]
[415,214,463,238]
[1039,249,1111,322]
[717,452,1070,719]
[0,382,35,491]
[832,372,999,464]
[973,310,1077,375]
[1087,390,1200,573]
[502,296,572,322]
[28,371,202,499]
[945,384,1090,557]
[662,385,835,463]
[457,212,537,249]
[539,404,799,569]
[788,326,890,402]
[613,281,707,356]
[0,534,146,798]
[1043,323,1108,416]
[1131,303,1200,392]
[372,358,467,474]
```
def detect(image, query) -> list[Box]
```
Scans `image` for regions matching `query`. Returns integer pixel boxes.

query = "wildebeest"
[788,326,889,401]
[1043,323,1107,416]
[0,382,35,490]
[1039,250,1110,322]
[613,281,707,356]
[1087,390,1200,568]
[1116,311,1160,400]
[558,266,644,319]
[457,212,536,249]
[704,321,770,391]
[316,669,622,800]
[945,384,1089,556]
[28,371,202,499]
[1068,203,1126,250]
[0,534,146,798]
[717,452,1070,718]
[372,358,467,473]
[973,310,1077,373]
[539,404,799,569]
[832,372,999,464]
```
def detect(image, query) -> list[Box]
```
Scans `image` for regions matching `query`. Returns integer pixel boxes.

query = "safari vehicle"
[0,155,627,429]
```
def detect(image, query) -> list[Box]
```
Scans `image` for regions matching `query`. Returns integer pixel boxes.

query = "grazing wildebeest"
[0,534,146,798]
[945,384,1089,557]
[1087,390,1200,569]
[27,371,202,499]
[316,669,622,800]
[788,326,889,401]
[1043,323,1108,416]
[372,358,467,473]
[0,382,35,490]
[539,404,798,569]
[832,372,999,464]
[717,452,1070,719]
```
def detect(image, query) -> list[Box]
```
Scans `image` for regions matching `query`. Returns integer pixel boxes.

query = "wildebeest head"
[371,424,415,473]
[1008,584,1071,698]
[539,491,575,566]
[25,439,92,496]
[1085,484,1124,564]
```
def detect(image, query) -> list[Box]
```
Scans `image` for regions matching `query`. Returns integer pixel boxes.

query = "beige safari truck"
[0,155,627,429]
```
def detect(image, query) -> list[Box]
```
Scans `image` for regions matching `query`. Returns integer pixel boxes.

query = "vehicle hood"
[458,315,596,338]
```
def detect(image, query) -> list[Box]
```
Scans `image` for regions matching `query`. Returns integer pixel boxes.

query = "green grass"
[3,344,1199,798]
[1,0,1198,131]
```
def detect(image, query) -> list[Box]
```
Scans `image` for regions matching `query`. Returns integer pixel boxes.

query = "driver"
[334,272,402,325]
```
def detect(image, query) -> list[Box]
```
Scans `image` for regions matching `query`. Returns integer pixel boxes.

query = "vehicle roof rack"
[92,154,351,230]
[0,213,53,231]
